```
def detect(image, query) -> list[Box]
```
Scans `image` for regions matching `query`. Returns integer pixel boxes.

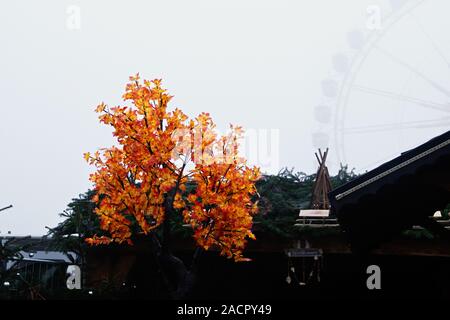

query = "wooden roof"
[329,130,450,253]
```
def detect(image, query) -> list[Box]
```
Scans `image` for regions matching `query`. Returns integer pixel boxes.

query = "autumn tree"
[84,74,260,298]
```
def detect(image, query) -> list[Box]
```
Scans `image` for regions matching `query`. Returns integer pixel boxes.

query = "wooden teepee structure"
[310,148,332,210]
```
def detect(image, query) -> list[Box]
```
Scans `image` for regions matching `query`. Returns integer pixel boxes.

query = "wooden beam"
[318,148,324,161]
[315,153,321,166]
[0,205,13,213]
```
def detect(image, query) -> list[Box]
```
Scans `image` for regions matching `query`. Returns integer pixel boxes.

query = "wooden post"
[310,149,332,210]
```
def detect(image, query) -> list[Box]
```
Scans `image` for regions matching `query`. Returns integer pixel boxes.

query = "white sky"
[1,0,449,235]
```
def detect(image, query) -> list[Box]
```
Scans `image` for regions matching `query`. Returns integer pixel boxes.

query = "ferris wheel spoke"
[342,118,450,134]
[353,85,450,113]
[412,13,450,67]
[375,45,450,98]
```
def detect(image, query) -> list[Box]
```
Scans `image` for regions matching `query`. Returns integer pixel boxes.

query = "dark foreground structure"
[2,131,450,300]
[330,130,450,253]
[84,239,450,300]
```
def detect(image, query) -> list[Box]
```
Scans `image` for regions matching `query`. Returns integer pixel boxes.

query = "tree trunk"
[150,232,202,299]
[159,251,199,299]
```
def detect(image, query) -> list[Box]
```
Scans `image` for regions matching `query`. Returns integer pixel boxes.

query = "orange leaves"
[85,235,113,246]
[129,73,140,81]
[183,161,261,260]
[173,193,185,210]
[85,74,260,262]
[95,102,107,113]
[187,194,198,204]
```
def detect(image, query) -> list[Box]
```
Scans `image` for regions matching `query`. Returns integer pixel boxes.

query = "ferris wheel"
[313,0,450,173]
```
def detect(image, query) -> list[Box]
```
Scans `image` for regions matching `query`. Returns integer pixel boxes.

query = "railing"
[294,217,339,228]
